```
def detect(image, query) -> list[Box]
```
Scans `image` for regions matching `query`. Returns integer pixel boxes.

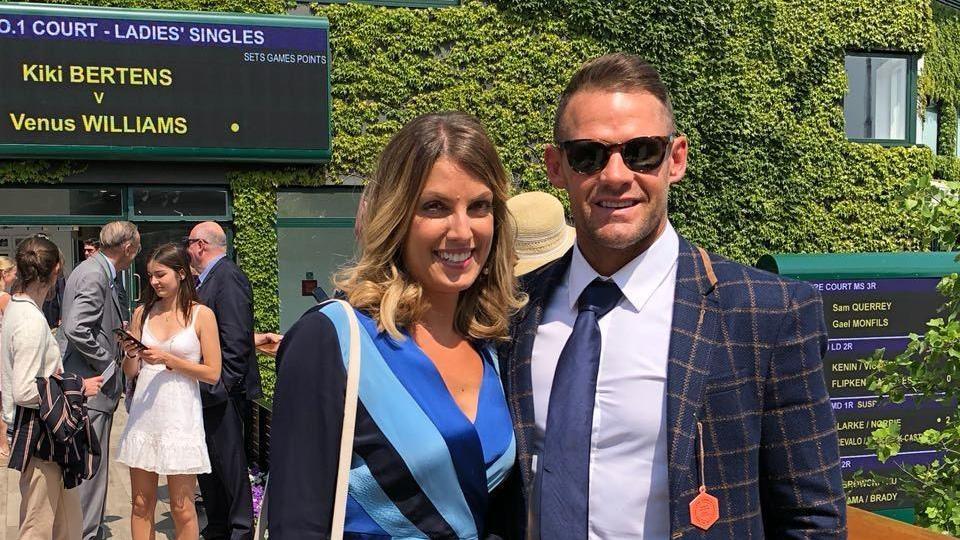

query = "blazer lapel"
[666,238,721,507]
[504,250,572,495]
[95,254,123,322]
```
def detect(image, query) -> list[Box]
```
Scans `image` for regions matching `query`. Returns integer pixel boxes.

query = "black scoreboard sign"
[0,3,330,162]
[813,277,951,513]
[757,253,959,522]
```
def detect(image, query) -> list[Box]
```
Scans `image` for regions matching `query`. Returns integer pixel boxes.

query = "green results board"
[0,3,330,162]
[756,252,960,523]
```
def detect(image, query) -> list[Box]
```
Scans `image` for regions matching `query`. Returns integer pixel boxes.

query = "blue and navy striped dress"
[268,301,516,540]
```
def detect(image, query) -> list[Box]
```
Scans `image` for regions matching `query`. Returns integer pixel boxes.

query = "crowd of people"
[0,52,846,540]
[0,221,266,539]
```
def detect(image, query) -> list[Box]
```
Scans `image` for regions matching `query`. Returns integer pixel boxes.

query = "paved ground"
[0,407,201,539]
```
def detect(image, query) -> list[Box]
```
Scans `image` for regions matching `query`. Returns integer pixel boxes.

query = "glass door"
[129,222,198,305]
[276,188,361,332]
[126,187,231,310]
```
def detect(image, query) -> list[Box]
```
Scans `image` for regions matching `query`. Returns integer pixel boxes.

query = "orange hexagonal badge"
[689,488,719,530]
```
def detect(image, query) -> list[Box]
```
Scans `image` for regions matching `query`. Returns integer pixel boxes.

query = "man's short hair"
[553,53,676,142]
[84,237,101,249]
[99,221,138,250]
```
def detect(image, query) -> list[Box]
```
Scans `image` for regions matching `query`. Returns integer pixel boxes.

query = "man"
[61,220,140,540]
[186,221,261,540]
[82,237,100,260]
[41,270,65,329]
[499,54,845,539]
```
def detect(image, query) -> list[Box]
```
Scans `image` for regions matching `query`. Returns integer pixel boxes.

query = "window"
[276,188,363,332]
[0,187,122,217]
[131,187,229,217]
[919,104,939,152]
[278,189,360,219]
[844,54,917,144]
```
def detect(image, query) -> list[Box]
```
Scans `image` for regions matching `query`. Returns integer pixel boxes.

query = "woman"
[269,112,526,539]
[0,256,17,457]
[116,243,222,539]
[0,236,101,540]
[0,255,15,305]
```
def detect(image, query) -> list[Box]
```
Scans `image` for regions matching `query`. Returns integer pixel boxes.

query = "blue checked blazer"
[494,237,846,539]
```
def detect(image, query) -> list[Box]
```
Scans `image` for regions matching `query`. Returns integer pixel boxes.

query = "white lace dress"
[116,307,211,475]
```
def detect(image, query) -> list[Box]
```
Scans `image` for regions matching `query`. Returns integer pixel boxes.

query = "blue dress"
[268,302,516,539]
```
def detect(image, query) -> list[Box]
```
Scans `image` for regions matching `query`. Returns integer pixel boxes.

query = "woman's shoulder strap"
[189,302,203,328]
[314,299,357,324]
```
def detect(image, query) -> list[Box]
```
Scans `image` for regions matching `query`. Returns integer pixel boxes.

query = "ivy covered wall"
[3,0,958,398]
[922,3,960,180]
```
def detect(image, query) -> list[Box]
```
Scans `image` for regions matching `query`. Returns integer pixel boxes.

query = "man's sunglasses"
[558,134,676,175]
[182,237,205,248]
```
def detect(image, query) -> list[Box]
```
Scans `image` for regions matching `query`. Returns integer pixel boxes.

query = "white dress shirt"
[531,221,679,539]
[197,253,226,288]
[100,251,117,282]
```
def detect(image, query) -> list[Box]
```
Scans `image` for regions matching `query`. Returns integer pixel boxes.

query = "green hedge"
[35,0,292,13]
[925,4,960,159]
[3,0,958,399]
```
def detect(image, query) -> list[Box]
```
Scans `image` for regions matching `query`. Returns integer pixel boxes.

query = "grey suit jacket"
[60,253,123,413]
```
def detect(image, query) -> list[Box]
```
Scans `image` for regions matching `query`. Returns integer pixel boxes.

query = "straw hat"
[507,191,576,276]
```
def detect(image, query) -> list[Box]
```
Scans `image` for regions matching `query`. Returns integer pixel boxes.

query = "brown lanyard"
[689,421,720,530]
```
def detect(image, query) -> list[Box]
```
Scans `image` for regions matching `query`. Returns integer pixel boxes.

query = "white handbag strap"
[330,299,361,540]
[253,299,361,540]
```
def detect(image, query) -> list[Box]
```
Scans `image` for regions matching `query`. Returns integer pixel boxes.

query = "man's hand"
[119,340,139,358]
[254,332,283,357]
[83,376,104,397]
[254,333,283,346]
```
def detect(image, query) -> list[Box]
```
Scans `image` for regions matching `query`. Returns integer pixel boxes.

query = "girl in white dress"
[117,243,222,540]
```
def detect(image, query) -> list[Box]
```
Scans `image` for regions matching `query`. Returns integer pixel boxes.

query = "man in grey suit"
[61,221,140,540]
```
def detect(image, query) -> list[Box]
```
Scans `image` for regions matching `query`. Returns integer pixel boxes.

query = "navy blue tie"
[539,279,623,539]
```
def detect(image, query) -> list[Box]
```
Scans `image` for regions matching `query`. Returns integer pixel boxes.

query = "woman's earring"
[481,266,491,276]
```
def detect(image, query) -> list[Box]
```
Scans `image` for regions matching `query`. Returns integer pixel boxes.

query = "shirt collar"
[197,254,226,286]
[567,220,680,312]
[99,252,117,282]
[11,294,41,310]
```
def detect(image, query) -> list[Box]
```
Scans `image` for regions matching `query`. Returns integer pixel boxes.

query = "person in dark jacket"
[41,273,65,329]
[268,112,526,539]
[495,53,845,539]
[185,221,261,540]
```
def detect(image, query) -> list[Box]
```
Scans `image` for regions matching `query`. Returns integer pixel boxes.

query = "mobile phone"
[113,328,148,351]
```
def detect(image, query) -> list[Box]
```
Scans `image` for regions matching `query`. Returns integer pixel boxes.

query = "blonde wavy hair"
[335,112,526,342]
[0,256,14,292]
